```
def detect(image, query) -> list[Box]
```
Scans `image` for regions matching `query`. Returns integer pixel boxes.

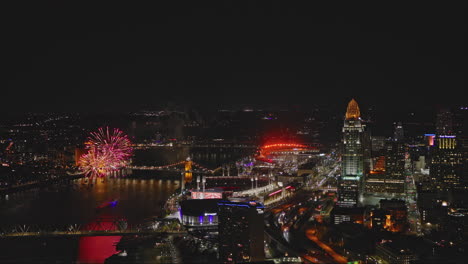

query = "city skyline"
[1,2,467,263]
[1,92,467,263]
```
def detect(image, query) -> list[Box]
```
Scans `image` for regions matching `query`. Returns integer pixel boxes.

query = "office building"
[365,156,386,194]
[430,135,463,191]
[394,121,404,141]
[376,242,418,264]
[339,99,365,207]
[380,199,408,233]
[218,200,265,263]
[384,140,406,194]
[436,107,453,135]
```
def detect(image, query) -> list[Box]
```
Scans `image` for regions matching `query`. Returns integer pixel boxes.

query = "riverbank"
[0,174,83,195]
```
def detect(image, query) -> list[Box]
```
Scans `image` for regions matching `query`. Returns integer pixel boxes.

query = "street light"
[251,177,254,190]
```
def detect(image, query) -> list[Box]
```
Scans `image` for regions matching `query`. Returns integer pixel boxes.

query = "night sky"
[3,2,467,114]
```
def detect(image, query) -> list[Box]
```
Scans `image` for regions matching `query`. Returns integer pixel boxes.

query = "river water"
[0,147,252,263]
[0,177,180,263]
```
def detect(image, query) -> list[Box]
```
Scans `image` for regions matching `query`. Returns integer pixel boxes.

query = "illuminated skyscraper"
[366,156,386,194]
[384,140,406,194]
[453,106,468,190]
[436,107,453,135]
[430,135,463,191]
[393,122,404,141]
[339,99,365,207]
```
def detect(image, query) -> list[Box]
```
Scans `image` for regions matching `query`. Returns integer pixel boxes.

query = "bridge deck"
[0,230,187,238]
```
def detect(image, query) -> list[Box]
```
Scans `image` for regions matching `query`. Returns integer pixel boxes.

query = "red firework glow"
[79,127,133,177]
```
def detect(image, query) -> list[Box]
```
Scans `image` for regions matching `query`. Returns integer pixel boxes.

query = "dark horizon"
[3,2,467,114]
[2,2,468,264]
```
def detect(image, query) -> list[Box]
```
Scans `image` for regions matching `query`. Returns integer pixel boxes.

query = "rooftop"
[179,199,222,216]
[345,99,361,120]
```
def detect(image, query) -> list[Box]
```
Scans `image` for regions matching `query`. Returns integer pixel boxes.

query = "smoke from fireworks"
[79,127,133,177]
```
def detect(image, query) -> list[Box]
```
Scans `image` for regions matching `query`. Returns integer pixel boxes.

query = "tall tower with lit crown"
[339,99,365,207]
[345,99,361,120]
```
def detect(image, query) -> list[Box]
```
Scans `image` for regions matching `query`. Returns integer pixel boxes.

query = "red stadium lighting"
[259,142,316,156]
[269,189,283,196]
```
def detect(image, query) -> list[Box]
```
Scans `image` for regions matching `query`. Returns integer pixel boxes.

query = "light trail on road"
[305,229,347,264]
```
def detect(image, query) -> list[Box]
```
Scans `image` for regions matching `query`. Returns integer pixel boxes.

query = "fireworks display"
[79,127,133,177]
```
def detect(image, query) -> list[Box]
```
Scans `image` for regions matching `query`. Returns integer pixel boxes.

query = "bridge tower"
[184,157,193,183]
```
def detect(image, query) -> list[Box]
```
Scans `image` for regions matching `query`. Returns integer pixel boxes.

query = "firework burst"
[79,127,133,177]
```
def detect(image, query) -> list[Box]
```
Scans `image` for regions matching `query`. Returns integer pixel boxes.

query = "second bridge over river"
[0,218,186,238]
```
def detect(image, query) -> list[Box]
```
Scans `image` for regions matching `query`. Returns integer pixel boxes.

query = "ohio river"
[0,147,251,263]
[0,177,179,263]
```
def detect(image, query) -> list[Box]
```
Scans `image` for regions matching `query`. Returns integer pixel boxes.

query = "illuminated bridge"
[131,142,257,150]
[0,219,186,238]
[128,159,222,175]
[0,229,187,238]
[127,159,269,189]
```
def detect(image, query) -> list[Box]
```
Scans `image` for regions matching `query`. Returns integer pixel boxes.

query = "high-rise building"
[430,135,463,191]
[424,134,436,147]
[453,106,468,137]
[394,122,404,141]
[371,136,387,154]
[453,106,468,191]
[366,139,406,195]
[436,107,453,135]
[366,156,386,194]
[339,99,365,207]
[218,200,265,263]
[362,129,373,183]
[384,140,406,194]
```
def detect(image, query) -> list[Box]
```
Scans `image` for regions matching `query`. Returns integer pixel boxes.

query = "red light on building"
[425,134,435,146]
[259,142,317,156]
[370,156,385,174]
[268,189,282,196]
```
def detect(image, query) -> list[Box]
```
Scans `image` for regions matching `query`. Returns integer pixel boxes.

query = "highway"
[305,228,347,264]
[405,173,422,235]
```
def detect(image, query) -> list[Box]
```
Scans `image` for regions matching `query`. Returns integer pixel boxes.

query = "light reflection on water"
[5,176,176,224]
[0,176,178,263]
[0,148,250,262]
[78,213,124,264]
[78,236,122,264]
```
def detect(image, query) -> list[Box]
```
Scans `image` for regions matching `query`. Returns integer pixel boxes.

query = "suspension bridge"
[128,159,222,174]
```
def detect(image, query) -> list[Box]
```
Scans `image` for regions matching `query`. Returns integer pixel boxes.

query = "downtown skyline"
[2,2,468,263]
